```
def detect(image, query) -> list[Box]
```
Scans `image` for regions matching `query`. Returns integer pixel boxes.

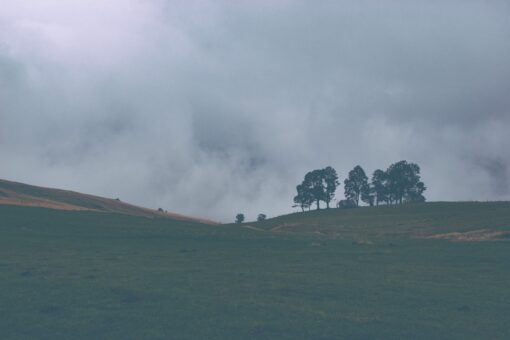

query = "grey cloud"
[1,1,509,221]
[475,157,509,195]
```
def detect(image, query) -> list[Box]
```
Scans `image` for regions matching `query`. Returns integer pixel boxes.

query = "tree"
[344,165,368,206]
[293,184,313,212]
[360,182,375,206]
[371,169,388,205]
[303,169,327,210]
[386,161,408,204]
[406,181,426,203]
[235,213,245,224]
[257,214,267,222]
[385,160,426,204]
[294,167,339,211]
[323,166,339,209]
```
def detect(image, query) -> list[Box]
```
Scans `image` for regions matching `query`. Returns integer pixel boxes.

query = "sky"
[1,1,509,222]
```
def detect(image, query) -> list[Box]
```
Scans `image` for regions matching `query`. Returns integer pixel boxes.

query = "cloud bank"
[1,1,509,221]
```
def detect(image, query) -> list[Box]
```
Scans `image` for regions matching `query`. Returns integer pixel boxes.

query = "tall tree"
[371,169,388,205]
[386,160,425,204]
[386,161,406,204]
[360,182,375,206]
[344,165,368,206]
[304,169,326,210]
[294,167,339,211]
[323,166,339,209]
[293,184,313,212]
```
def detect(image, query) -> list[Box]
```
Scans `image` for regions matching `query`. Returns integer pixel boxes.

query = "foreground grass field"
[1,203,509,339]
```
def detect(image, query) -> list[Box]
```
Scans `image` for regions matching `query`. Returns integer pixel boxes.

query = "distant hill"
[0,179,217,225]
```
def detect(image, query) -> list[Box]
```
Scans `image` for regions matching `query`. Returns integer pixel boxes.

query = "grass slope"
[0,179,215,224]
[248,201,510,240]
[1,203,509,339]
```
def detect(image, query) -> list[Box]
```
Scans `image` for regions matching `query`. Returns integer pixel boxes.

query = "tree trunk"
[316,199,320,210]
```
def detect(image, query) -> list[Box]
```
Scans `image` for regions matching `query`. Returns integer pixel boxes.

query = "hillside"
[244,202,510,241]
[0,179,216,224]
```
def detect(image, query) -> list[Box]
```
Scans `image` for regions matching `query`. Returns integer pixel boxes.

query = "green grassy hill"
[1,202,509,339]
[246,201,510,240]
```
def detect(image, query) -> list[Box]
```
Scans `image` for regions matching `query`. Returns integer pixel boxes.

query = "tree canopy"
[294,166,339,210]
[235,213,245,224]
[344,165,368,207]
[385,160,426,204]
[294,160,426,211]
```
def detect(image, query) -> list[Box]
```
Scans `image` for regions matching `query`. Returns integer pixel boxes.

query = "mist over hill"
[1,1,509,221]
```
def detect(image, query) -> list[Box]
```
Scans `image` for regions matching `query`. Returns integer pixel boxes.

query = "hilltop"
[0,179,216,225]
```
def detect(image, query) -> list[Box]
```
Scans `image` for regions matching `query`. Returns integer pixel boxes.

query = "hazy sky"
[1,1,509,221]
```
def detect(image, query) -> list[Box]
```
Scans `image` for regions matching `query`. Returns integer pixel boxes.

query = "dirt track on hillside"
[425,229,510,242]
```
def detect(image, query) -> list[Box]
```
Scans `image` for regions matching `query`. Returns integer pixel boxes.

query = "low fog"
[1,1,509,221]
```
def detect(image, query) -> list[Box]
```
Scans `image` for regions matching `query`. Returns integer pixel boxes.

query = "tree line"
[293,160,426,211]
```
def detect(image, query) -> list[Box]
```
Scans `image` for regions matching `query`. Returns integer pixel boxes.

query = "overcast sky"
[1,1,509,221]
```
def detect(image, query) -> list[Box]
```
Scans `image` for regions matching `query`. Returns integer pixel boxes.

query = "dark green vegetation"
[1,202,510,339]
[294,166,339,210]
[294,161,426,212]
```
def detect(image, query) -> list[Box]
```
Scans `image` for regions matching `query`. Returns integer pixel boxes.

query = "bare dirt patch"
[241,225,265,232]
[425,229,510,242]
[0,197,91,211]
[270,223,300,233]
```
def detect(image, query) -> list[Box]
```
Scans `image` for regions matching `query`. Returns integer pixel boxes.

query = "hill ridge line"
[0,178,218,225]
